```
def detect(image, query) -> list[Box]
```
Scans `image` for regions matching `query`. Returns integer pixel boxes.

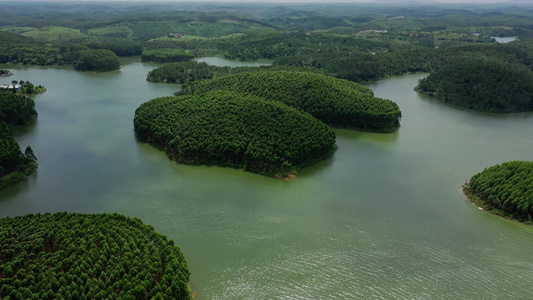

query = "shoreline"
[462,183,532,225]
[0,161,38,190]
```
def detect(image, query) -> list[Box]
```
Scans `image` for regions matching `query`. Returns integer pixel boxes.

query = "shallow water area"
[1,61,533,299]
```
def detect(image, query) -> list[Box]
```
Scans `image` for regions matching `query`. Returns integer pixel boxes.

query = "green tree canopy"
[0,212,193,299]
[74,49,120,72]
[0,90,37,126]
[416,56,533,112]
[134,90,337,179]
[141,49,194,63]
[182,71,402,132]
[464,161,533,223]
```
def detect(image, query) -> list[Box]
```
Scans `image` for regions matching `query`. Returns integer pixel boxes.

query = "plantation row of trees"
[181,71,402,132]
[146,61,325,84]
[134,90,337,179]
[416,55,533,112]
[140,49,194,64]
[464,161,533,223]
[0,212,193,300]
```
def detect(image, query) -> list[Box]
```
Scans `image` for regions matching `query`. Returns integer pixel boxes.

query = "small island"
[134,90,337,179]
[0,212,193,299]
[181,71,402,133]
[463,161,533,224]
[0,69,13,77]
[1,80,46,95]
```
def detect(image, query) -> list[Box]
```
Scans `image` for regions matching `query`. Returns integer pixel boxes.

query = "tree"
[24,146,37,161]
[74,49,120,72]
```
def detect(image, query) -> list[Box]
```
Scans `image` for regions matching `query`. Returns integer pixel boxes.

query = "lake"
[1,59,533,299]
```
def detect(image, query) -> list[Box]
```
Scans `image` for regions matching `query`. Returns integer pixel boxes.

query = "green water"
[1,59,533,299]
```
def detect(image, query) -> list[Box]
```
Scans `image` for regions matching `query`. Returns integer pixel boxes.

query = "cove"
[1,60,533,299]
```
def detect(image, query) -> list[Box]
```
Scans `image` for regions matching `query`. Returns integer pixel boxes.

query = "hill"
[181,71,402,132]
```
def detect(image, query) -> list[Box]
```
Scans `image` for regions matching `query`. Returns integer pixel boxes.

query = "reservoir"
[1,59,533,299]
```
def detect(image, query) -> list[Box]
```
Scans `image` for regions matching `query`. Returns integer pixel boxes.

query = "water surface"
[1,62,533,299]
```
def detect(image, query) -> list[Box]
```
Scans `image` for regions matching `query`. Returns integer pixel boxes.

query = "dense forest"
[140,49,194,63]
[0,90,38,188]
[0,90,37,126]
[0,212,193,299]
[1,2,533,82]
[416,56,533,112]
[0,121,37,189]
[464,161,533,223]
[146,61,325,84]
[181,71,402,132]
[74,49,120,72]
[134,90,337,179]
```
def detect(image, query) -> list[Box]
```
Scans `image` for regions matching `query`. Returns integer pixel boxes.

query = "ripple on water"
[202,237,533,299]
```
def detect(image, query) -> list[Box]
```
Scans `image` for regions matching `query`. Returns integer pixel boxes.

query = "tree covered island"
[464,161,533,224]
[0,212,193,300]
[134,90,337,179]
[180,71,402,133]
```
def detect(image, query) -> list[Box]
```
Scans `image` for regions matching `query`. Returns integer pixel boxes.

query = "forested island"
[416,54,533,112]
[134,90,337,179]
[464,161,533,224]
[0,212,193,299]
[180,71,402,132]
[0,90,38,189]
